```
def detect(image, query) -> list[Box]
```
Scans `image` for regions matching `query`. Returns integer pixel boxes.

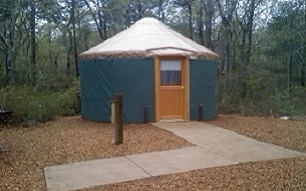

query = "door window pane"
[161,60,181,85]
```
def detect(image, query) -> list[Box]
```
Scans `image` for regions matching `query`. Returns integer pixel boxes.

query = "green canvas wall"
[80,58,154,123]
[80,58,217,123]
[189,60,218,120]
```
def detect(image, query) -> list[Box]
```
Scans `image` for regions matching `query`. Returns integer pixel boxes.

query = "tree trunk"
[196,2,204,45]
[97,0,107,40]
[301,6,306,87]
[240,28,247,68]
[102,4,107,40]
[5,28,15,85]
[5,1,18,85]
[48,30,53,67]
[136,0,143,20]
[287,14,295,90]
[203,0,213,49]
[30,0,36,84]
[158,0,165,21]
[220,20,230,74]
[216,0,237,74]
[288,52,293,90]
[246,0,255,65]
[125,4,132,27]
[83,0,106,40]
[301,57,305,87]
[187,4,193,40]
[73,31,78,78]
[67,29,72,77]
[71,0,79,78]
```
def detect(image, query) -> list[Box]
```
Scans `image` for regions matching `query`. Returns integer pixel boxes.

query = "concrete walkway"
[44,122,305,191]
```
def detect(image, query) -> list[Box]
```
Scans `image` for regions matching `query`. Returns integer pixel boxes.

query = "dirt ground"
[1,114,306,191]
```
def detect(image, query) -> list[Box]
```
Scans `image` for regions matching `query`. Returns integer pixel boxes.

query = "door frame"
[154,56,190,122]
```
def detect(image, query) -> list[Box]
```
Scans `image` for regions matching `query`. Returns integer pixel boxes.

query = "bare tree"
[0,0,22,85]
[217,0,238,74]
[30,0,37,84]
[157,0,166,21]
[301,3,306,86]
[71,0,79,78]
[174,0,195,39]
[203,0,214,49]
[83,0,108,40]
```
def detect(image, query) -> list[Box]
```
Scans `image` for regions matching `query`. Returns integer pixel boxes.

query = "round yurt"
[79,17,219,123]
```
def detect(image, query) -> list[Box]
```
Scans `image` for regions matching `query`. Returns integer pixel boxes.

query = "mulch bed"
[0,116,191,190]
[80,114,306,191]
[1,114,305,191]
[207,114,306,152]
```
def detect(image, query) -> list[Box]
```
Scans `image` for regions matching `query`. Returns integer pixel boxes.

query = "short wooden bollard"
[198,104,203,121]
[114,93,123,145]
[0,110,13,126]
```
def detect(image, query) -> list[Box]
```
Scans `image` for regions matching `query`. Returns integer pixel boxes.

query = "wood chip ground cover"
[1,115,306,190]
[0,116,191,190]
[79,115,306,191]
[207,114,306,152]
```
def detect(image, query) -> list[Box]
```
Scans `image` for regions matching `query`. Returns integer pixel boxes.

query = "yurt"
[79,17,219,123]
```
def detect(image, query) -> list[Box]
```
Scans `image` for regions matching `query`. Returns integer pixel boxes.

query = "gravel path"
[1,115,305,191]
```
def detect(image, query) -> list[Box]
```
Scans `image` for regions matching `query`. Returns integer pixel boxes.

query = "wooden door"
[154,57,189,121]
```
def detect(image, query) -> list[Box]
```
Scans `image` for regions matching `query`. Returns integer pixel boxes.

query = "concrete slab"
[44,157,150,191]
[127,146,237,176]
[154,122,305,163]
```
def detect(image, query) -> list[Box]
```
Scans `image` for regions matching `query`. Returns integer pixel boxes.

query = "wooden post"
[114,93,123,145]
[198,104,203,121]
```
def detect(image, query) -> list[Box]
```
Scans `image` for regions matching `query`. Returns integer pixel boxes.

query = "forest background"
[0,0,306,124]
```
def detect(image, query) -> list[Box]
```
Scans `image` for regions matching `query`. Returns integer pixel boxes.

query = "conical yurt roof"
[79,17,218,59]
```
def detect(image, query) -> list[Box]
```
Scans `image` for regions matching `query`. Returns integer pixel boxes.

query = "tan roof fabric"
[79,17,219,59]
